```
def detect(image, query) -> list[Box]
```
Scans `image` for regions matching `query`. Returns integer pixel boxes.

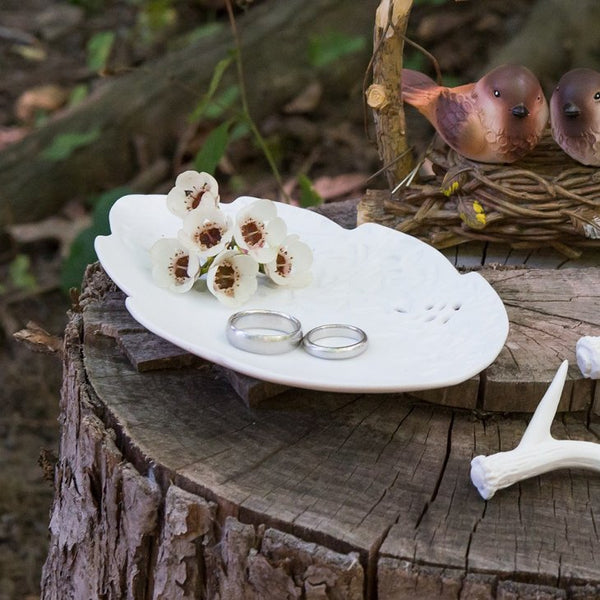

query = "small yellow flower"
[443,181,460,197]
[473,200,487,226]
[441,167,469,197]
[458,197,487,230]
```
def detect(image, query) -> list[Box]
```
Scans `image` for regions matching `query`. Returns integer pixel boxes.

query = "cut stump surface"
[42,201,600,599]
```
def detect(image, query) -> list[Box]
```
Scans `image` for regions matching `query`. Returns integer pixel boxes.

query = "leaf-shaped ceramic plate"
[95,195,508,392]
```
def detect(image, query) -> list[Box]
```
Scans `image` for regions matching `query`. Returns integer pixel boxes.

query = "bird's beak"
[563,102,581,118]
[511,103,529,118]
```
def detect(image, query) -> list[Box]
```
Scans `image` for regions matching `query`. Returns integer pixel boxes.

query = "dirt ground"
[0,1,535,597]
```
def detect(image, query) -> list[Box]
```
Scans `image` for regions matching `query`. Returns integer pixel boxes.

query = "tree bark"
[0,0,377,227]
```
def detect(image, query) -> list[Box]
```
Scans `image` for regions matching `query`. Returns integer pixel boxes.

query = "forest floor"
[0,0,534,597]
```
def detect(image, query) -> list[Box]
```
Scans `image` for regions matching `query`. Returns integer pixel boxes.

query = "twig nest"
[367,130,600,255]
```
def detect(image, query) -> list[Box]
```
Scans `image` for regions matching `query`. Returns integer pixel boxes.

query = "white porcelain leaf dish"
[95,194,509,393]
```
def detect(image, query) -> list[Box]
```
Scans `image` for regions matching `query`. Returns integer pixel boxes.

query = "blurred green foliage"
[0,254,38,294]
[61,187,130,292]
[308,31,367,68]
[297,175,323,208]
[42,127,101,161]
[87,31,116,71]
[194,120,232,174]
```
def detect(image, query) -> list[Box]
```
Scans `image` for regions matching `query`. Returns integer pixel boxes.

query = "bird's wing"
[435,89,488,159]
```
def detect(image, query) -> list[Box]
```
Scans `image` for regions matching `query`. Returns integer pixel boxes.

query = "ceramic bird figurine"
[401,64,549,163]
[550,68,600,166]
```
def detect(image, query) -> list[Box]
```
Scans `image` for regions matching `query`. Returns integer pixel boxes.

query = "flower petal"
[265,216,288,246]
[206,250,259,307]
[166,170,220,217]
[178,206,233,259]
[264,234,313,287]
[150,238,200,293]
[233,198,288,263]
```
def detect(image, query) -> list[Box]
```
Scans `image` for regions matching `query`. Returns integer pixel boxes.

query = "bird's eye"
[594,91,600,101]
[493,90,501,98]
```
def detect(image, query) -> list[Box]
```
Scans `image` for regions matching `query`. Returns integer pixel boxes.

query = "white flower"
[233,198,287,263]
[150,238,200,293]
[166,170,219,217]
[178,205,233,260]
[206,250,259,307]
[264,234,313,287]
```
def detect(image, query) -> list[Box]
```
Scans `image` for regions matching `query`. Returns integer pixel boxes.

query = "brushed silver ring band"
[302,324,368,360]
[227,309,303,355]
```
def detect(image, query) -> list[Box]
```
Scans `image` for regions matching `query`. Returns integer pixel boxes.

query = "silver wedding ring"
[227,309,303,355]
[226,310,367,359]
[302,324,368,360]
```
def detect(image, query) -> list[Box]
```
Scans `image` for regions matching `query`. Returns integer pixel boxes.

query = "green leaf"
[9,254,37,291]
[193,120,231,175]
[203,84,240,121]
[189,52,236,123]
[297,174,323,208]
[86,31,116,71]
[229,119,251,142]
[60,187,130,293]
[68,83,89,107]
[169,22,223,51]
[308,32,366,68]
[42,127,101,161]
[136,0,177,44]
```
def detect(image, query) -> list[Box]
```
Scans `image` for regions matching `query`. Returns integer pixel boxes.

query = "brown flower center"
[214,263,237,296]
[171,253,189,282]
[185,186,208,210]
[241,219,264,248]
[276,251,291,276]
[197,225,222,249]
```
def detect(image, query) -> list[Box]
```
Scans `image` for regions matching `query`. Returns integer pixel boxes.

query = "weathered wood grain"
[40,267,600,598]
[481,267,600,412]
[42,193,600,598]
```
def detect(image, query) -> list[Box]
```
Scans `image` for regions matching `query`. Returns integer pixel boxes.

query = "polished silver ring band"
[227,309,303,355]
[302,324,368,360]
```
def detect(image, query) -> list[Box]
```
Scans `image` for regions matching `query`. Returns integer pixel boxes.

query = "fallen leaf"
[0,127,28,151]
[283,81,323,114]
[15,84,69,123]
[312,173,367,200]
[8,214,91,258]
[13,321,62,355]
[10,43,46,62]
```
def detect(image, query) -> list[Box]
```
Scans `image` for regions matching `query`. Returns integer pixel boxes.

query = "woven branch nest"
[376,130,600,257]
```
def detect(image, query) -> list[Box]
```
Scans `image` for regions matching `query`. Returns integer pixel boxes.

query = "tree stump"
[41,202,600,599]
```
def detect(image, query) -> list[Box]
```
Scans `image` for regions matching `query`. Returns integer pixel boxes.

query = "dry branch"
[366,0,414,188]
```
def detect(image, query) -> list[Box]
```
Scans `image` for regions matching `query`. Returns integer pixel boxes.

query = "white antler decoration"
[470,360,600,500]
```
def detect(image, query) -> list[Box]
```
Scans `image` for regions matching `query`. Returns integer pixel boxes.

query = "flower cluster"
[150,171,313,306]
